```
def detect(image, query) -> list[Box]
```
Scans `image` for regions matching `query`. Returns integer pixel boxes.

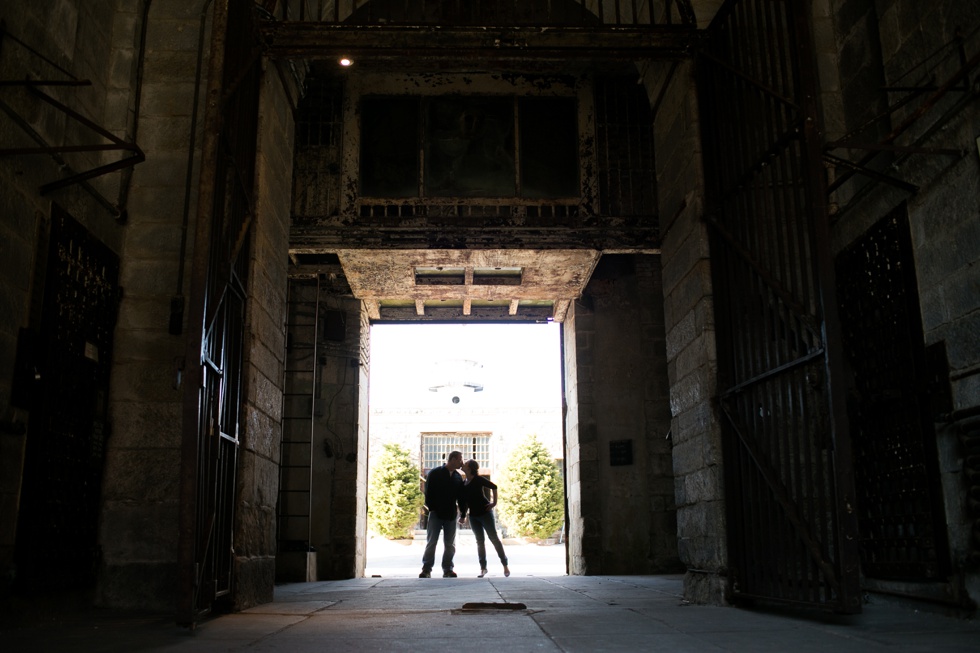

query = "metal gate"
[835,206,951,581]
[698,0,861,612]
[15,205,118,590]
[177,0,260,625]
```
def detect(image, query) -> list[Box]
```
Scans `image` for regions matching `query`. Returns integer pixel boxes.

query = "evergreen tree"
[368,443,424,539]
[498,435,565,539]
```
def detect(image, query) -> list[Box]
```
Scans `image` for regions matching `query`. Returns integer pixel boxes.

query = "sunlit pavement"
[5,534,980,652]
[365,530,567,578]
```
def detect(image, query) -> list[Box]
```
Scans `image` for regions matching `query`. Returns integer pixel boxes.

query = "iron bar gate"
[178,0,261,625]
[836,206,952,582]
[698,0,861,612]
[14,206,118,590]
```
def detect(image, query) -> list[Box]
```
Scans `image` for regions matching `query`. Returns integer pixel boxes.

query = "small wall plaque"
[609,439,633,466]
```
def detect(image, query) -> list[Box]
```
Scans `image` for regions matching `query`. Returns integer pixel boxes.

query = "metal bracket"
[824,35,979,198]
[0,20,145,196]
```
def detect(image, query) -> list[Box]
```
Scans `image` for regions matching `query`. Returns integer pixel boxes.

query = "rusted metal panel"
[699,0,861,613]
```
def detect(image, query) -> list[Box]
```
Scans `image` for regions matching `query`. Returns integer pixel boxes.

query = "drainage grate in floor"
[459,602,528,612]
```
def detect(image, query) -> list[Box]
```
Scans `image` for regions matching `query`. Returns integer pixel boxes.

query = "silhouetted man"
[419,450,465,578]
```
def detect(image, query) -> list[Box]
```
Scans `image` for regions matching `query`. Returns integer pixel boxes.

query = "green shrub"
[368,443,424,539]
[498,435,564,539]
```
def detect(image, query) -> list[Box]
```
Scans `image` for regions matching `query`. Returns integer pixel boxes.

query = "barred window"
[421,432,491,475]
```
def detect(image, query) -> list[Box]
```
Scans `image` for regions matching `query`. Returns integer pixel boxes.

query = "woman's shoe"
[503,565,510,577]
[478,568,488,578]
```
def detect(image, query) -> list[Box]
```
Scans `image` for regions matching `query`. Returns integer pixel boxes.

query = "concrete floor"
[3,538,978,652]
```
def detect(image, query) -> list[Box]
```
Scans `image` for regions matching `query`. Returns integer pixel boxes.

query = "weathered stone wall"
[562,299,592,574]
[354,303,371,576]
[579,254,679,574]
[309,296,364,579]
[647,59,727,603]
[0,0,170,604]
[563,253,678,576]
[232,58,295,610]
[96,1,211,611]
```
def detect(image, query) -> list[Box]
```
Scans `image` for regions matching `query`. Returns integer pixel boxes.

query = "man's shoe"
[442,570,457,578]
[419,570,431,578]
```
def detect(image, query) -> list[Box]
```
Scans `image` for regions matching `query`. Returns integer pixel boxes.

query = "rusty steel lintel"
[378,304,554,322]
[259,23,701,60]
[289,225,661,251]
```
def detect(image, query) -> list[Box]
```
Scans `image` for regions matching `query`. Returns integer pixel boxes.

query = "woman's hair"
[465,459,480,475]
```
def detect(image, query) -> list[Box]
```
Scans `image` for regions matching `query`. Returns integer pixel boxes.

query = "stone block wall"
[823,0,980,606]
[310,296,365,579]
[0,0,155,603]
[354,303,371,576]
[95,2,209,611]
[232,58,296,610]
[648,59,728,604]
[563,298,594,574]
[576,254,679,574]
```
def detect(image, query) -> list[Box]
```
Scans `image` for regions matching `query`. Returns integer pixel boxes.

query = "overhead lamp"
[339,57,353,67]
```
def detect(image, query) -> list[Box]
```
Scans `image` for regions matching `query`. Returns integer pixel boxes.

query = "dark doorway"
[836,205,952,582]
[14,206,118,591]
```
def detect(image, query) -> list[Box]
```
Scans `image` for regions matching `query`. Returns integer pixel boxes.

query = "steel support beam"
[259,23,701,61]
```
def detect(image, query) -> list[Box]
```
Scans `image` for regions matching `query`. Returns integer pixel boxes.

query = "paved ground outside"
[365,530,566,578]
[3,533,979,652]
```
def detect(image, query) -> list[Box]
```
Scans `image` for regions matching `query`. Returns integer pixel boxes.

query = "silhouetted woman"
[458,459,510,578]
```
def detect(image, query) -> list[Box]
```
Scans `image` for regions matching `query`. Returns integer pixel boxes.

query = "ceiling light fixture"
[339,57,353,67]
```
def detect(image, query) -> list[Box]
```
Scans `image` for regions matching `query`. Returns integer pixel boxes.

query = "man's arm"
[456,474,468,521]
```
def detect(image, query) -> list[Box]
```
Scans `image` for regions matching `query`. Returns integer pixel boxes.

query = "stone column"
[232,57,296,609]
[649,60,729,604]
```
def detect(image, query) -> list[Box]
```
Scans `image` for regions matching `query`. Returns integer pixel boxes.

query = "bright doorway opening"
[365,322,567,578]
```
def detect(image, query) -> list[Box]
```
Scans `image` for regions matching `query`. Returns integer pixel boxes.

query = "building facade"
[0,0,977,623]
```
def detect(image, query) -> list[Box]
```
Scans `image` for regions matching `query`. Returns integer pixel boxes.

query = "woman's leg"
[470,514,488,570]
[482,511,509,566]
